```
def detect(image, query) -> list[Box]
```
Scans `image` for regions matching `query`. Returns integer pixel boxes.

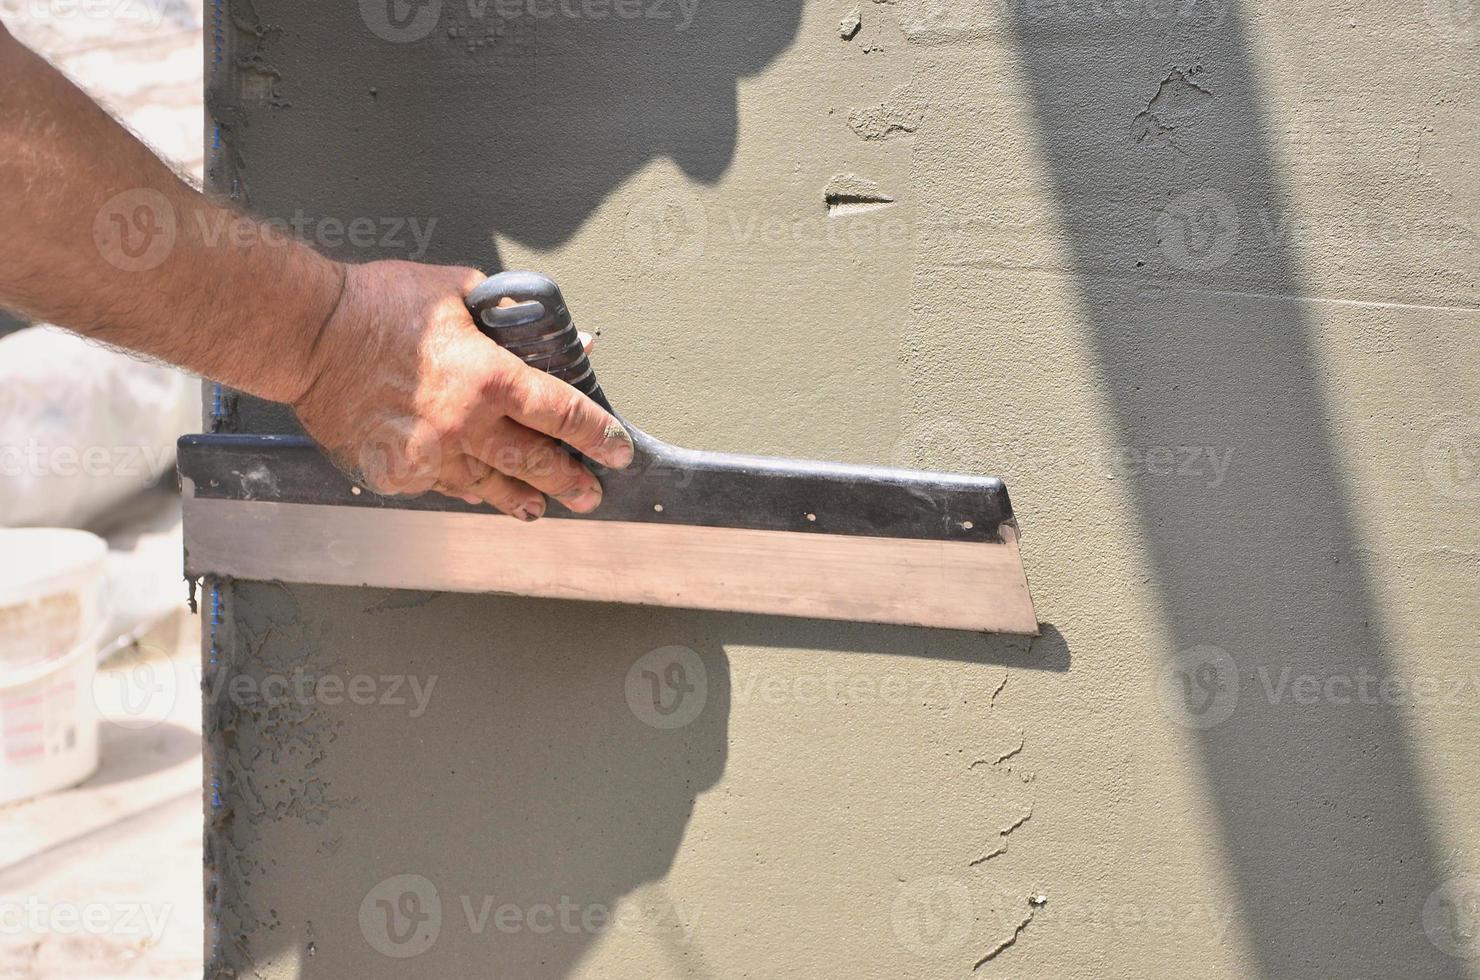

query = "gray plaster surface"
[201,1,1479,977]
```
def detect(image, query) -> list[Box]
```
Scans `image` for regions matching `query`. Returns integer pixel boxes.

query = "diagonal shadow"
[993,4,1463,976]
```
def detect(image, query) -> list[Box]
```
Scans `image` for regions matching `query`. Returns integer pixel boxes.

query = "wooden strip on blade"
[184,498,1038,634]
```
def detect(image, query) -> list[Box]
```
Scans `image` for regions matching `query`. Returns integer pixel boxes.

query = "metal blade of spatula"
[178,272,1037,634]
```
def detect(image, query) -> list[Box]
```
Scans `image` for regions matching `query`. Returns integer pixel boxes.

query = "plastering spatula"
[178,272,1037,633]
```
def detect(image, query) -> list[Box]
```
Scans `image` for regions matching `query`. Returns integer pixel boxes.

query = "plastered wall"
[204,1,1479,977]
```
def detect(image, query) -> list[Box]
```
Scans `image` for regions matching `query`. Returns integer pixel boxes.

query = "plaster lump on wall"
[848,84,928,140]
[840,6,862,39]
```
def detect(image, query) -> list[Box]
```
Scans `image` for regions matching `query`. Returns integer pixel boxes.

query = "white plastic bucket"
[0,627,102,805]
[0,528,107,673]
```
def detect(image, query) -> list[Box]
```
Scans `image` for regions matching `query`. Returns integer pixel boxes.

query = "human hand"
[291,260,634,520]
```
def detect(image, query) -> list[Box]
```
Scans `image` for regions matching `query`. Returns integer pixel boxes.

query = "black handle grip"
[466,271,603,402]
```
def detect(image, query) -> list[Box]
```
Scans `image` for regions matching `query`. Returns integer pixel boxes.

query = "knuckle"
[479,361,524,413]
[554,394,594,442]
[458,266,487,294]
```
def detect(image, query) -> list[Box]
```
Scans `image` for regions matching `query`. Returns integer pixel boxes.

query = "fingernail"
[558,486,603,512]
[604,423,635,469]
[524,498,545,520]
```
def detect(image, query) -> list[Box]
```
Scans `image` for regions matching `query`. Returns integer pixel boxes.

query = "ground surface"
[0,606,203,979]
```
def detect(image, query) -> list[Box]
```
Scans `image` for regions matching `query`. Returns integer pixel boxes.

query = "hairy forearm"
[0,22,341,402]
[0,21,636,517]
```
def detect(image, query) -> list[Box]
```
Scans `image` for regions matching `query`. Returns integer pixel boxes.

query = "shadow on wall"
[994,4,1464,978]
[224,0,809,271]
[219,0,808,434]
[214,18,1072,972]
[214,585,1064,978]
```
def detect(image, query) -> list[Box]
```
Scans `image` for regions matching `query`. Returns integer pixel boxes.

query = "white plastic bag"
[0,326,199,528]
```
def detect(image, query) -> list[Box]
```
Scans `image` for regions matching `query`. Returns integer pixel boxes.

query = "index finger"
[504,366,635,470]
